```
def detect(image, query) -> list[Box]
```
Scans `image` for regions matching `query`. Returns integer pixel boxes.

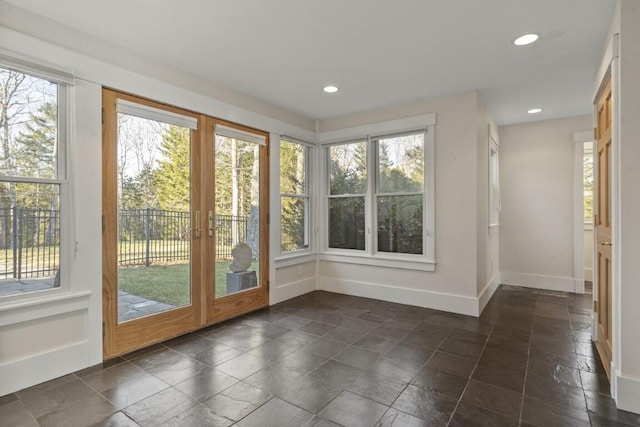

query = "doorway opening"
[583,141,594,294]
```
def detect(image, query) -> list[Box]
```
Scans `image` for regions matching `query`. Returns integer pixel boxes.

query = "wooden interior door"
[595,76,613,379]
[102,89,204,358]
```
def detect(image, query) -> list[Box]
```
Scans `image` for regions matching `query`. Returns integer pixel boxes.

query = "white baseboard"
[615,370,640,414]
[0,341,89,396]
[270,277,317,305]
[584,268,593,282]
[501,271,576,293]
[320,277,479,316]
[478,272,501,314]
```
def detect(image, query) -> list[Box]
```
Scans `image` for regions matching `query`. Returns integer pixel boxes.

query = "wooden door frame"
[102,89,205,358]
[592,67,617,383]
[102,90,271,359]
[204,118,270,323]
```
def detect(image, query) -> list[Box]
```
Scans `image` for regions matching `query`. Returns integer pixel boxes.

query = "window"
[0,64,70,298]
[280,138,311,253]
[325,129,433,264]
[327,141,367,250]
[489,136,500,226]
[375,133,424,254]
[583,142,593,223]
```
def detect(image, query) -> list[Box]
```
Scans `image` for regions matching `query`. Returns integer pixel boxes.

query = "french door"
[102,90,269,358]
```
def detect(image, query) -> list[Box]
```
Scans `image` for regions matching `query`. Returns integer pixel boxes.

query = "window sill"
[0,290,92,326]
[275,252,318,268]
[319,252,436,272]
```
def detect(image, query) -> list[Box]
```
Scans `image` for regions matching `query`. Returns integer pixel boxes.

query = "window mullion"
[367,136,375,256]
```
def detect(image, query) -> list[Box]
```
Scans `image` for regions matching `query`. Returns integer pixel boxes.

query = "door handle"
[600,241,612,246]
[208,211,214,237]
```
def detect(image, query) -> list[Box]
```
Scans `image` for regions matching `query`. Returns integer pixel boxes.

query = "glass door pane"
[214,134,260,297]
[116,113,192,322]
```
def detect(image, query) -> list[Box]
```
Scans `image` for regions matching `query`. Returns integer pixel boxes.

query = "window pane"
[0,68,58,179]
[214,135,261,298]
[329,197,365,250]
[329,142,367,195]
[0,183,60,296]
[377,134,423,193]
[280,140,307,194]
[281,196,308,252]
[116,114,191,322]
[377,195,423,254]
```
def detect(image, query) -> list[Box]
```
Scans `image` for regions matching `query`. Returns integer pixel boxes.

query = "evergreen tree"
[154,126,190,211]
[15,102,56,179]
[280,141,306,251]
[121,164,159,210]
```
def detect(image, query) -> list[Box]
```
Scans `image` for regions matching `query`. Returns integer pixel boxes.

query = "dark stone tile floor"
[2,285,639,426]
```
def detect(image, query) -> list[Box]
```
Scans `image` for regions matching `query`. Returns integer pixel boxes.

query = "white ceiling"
[6,0,616,125]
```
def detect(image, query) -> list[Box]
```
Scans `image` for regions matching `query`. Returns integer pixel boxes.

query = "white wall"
[318,91,487,316]
[499,115,592,292]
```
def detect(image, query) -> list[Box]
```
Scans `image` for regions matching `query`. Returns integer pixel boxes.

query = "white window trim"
[0,57,75,306]
[320,116,436,272]
[275,253,318,268]
[276,137,316,259]
[488,134,500,228]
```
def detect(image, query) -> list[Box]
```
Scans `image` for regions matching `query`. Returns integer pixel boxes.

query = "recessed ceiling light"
[527,108,542,114]
[514,33,539,46]
[323,85,339,93]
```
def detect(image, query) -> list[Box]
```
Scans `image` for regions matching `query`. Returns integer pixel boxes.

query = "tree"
[0,68,57,249]
[245,144,260,258]
[15,102,56,178]
[584,152,594,221]
[376,135,424,254]
[14,102,58,211]
[214,135,258,253]
[154,125,190,211]
[328,141,367,250]
[121,164,158,210]
[280,141,307,252]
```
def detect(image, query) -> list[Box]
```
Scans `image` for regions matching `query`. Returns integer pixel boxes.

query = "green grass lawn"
[118,260,260,306]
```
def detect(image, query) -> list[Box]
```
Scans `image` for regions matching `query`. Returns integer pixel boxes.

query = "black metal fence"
[0,207,60,280]
[215,214,249,259]
[0,208,249,278]
[117,210,248,266]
